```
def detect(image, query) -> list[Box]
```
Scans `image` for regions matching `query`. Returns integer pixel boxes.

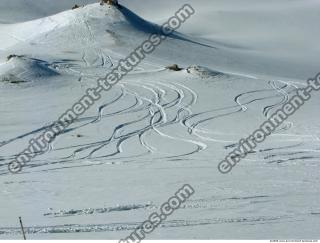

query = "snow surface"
[0,0,320,240]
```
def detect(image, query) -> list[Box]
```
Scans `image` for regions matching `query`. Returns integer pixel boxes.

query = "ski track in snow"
[1,70,319,175]
[0,77,207,173]
[0,215,291,236]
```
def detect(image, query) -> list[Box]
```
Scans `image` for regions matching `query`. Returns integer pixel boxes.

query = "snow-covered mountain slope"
[0,1,320,240]
[1,0,320,79]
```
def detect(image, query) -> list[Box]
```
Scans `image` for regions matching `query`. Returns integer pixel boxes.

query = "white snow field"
[0,0,320,240]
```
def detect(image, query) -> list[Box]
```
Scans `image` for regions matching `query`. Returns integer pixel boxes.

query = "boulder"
[166,64,183,71]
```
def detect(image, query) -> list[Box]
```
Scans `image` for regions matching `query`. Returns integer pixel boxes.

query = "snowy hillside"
[0,0,320,240]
